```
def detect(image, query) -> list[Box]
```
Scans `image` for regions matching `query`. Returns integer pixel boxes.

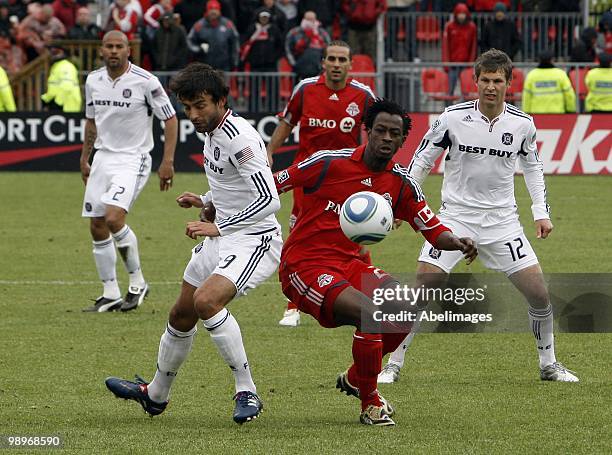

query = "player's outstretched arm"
[266,120,293,167]
[80,118,96,185]
[435,231,478,264]
[159,116,178,191]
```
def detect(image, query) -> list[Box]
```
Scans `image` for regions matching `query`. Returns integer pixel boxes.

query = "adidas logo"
[462,114,473,122]
[360,177,372,187]
[328,93,339,101]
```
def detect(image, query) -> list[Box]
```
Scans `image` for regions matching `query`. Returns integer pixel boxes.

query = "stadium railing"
[384,11,584,64]
[10,39,141,111]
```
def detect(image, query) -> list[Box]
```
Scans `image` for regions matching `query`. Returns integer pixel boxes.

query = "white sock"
[148,323,197,403]
[92,236,120,299]
[388,311,422,368]
[203,308,256,394]
[112,225,146,288]
[528,304,557,368]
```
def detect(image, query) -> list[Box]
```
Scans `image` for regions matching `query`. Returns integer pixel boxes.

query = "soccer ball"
[339,191,394,245]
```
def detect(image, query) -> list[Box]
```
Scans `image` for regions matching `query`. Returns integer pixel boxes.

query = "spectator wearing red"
[106,0,139,40]
[341,0,386,62]
[442,2,476,95]
[285,10,330,80]
[144,0,173,33]
[52,0,78,30]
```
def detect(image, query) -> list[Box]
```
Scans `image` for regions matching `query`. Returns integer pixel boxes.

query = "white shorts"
[82,150,152,217]
[183,232,282,296]
[418,204,539,276]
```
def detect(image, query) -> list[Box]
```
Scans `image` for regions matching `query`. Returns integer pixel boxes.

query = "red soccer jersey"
[279,74,375,162]
[275,145,451,266]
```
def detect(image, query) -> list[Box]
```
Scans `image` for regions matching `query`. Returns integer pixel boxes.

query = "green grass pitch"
[0,173,610,454]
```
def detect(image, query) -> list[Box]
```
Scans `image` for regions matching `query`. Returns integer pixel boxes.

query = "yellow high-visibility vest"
[41,59,82,112]
[522,67,576,114]
[585,67,612,112]
[0,67,16,112]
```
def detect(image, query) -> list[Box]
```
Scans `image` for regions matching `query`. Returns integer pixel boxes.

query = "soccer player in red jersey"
[274,99,478,425]
[267,40,376,326]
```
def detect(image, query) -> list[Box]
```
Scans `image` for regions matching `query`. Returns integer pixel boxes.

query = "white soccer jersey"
[203,109,281,236]
[408,100,550,220]
[85,62,175,155]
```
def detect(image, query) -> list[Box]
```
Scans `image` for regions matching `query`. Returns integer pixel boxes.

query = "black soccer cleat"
[336,370,360,398]
[232,391,263,424]
[83,296,123,313]
[105,375,167,416]
[120,283,149,312]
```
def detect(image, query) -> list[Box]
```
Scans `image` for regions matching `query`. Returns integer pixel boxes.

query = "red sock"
[286,300,298,311]
[351,331,383,410]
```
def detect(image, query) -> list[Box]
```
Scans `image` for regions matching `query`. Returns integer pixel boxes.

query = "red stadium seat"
[459,68,478,100]
[421,68,458,101]
[350,54,376,92]
[506,68,524,103]
[416,15,440,42]
[569,68,588,100]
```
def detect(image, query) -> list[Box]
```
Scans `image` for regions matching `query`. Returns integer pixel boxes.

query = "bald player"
[80,31,178,312]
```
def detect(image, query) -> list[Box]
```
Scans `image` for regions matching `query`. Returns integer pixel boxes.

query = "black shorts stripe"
[235,235,272,290]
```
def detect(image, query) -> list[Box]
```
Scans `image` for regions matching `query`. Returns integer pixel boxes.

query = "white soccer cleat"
[278,309,300,327]
[377,363,401,384]
[540,362,579,382]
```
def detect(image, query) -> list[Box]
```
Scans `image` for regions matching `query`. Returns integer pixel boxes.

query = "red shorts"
[279,258,395,328]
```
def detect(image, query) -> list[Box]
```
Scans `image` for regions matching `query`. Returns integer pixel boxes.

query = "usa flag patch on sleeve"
[234,147,254,164]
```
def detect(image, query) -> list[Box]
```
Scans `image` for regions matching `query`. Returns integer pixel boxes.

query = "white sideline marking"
[0,280,280,286]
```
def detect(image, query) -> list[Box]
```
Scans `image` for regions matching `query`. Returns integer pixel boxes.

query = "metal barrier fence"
[151,62,596,115]
[382,62,596,113]
[384,11,583,63]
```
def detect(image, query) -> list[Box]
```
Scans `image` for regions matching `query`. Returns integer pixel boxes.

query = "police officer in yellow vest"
[585,53,612,113]
[41,44,82,112]
[0,66,16,112]
[522,50,576,114]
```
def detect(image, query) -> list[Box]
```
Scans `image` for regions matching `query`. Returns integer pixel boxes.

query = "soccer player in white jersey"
[105,63,283,424]
[80,31,178,312]
[378,49,579,384]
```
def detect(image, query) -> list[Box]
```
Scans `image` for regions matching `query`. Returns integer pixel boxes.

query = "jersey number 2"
[112,186,126,201]
[504,237,526,262]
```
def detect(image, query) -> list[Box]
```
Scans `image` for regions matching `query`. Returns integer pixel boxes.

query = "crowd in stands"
[0,0,610,113]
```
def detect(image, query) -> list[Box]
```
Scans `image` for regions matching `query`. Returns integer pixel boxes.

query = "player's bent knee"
[193,287,226,320]
[89,217,109,240]
[104,208,126,233]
